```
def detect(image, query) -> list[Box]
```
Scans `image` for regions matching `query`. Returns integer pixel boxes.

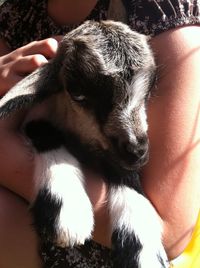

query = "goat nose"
[118,137,149,164]
[121,141,147,157]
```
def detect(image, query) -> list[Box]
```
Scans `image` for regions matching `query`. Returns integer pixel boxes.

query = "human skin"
[0,187,42,268]
[0,2,200,266]
[143,26,200,258]
[47,0,98,25]
[0,38,60,96]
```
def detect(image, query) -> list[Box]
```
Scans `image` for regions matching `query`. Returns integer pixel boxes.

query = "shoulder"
[150,25,200,66]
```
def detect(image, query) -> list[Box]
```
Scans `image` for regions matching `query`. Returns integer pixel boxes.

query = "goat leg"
[109,185,169,268]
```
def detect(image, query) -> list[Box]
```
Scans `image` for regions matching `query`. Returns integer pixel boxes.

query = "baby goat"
[0,20,169,267]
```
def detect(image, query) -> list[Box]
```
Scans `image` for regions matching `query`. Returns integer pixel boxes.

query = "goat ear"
[59,36,105,89]
[0,62,61,118]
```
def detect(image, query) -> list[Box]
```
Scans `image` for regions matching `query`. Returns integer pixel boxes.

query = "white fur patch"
[109,186,168,267]
[124,71,150,115]
[33,148,94,247]
[119,71,150,142]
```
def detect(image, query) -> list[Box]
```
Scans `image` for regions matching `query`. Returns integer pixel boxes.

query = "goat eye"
[71,94,87,102]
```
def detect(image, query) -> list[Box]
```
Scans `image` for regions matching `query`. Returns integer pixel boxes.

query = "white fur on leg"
[33,147,94,247]
[109,185,168,267]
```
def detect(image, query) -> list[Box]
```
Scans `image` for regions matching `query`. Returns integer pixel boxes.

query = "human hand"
[0,36,63,199]
[0,34,110,247]
[0,37,62,97]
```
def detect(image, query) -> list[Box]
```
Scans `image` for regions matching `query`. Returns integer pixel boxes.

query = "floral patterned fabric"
[0,0,200,49]
[0,0,110,49]
[123,0,200,35]
[41,241,112,268]
[0,0,200,267]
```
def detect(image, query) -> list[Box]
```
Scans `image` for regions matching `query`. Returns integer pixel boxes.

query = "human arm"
[141,25,200,259]
[0,187,42,268]
[0,37,61,268]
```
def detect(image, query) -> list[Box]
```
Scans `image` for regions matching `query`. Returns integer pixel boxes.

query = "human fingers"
[0,38,61,96]
[19,38,60,59]
[13,54,48,75]
[0,54,48,96]
[3,38,59,65]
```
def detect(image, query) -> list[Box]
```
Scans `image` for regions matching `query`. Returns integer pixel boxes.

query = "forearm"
[0,187,42,268]
[0,37,61,200]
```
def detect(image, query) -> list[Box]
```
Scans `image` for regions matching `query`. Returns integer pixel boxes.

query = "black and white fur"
[0,20,169,267]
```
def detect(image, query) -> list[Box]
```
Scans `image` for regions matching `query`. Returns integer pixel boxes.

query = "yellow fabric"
[171,211,200,268]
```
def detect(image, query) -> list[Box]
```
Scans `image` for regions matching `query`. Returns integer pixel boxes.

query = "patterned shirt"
[0,0,200,49]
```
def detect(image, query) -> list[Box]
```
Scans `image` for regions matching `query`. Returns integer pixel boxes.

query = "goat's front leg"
[109,185,169,268]
[30,148,94,247]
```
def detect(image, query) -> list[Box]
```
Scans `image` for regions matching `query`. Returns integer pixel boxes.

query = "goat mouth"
[112,150,149,171]
[123,156,148,170]
[101,152,148,175]
[107,144,149,171]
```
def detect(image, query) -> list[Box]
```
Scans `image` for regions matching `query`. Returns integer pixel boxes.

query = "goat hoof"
[111,229,169,268]
[31,187,94,247]
[53,200,94,247]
